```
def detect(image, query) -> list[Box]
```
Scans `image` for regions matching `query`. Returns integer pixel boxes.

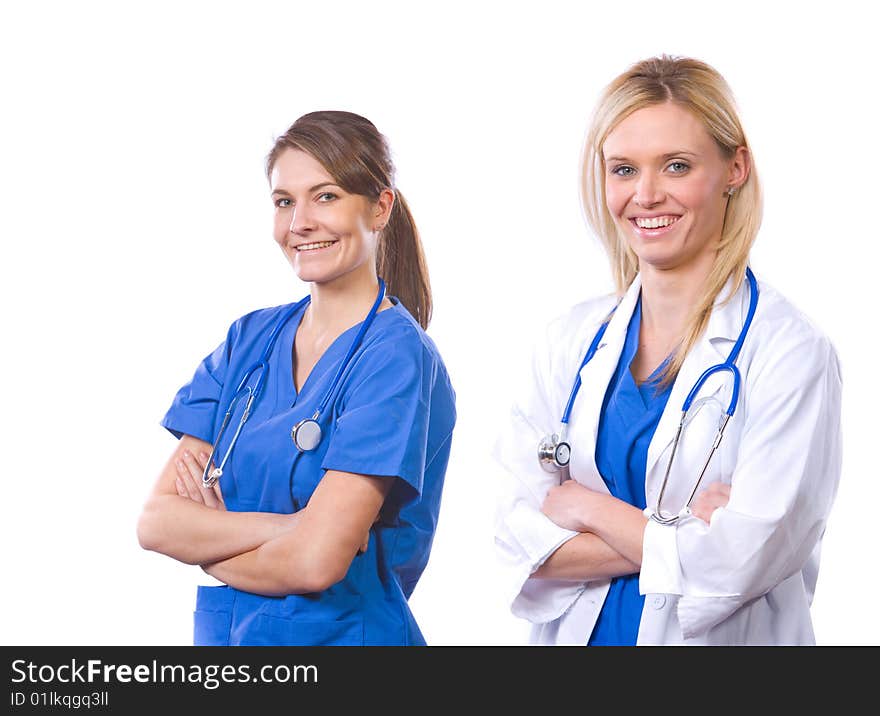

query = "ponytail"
[378,191,432,329]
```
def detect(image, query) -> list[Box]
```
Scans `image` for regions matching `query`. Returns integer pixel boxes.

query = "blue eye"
[274,197,292,208]
[317,192,337,202]
[668,161,690,173]
[611,165,635,177]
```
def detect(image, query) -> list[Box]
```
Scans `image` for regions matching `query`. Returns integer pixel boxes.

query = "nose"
[289,203,316,236]
[633,173,665,209]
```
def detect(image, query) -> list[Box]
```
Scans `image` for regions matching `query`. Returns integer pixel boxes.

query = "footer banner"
[3,645,864,710]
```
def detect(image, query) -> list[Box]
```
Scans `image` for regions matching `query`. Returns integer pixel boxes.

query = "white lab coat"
[494,272,842,645]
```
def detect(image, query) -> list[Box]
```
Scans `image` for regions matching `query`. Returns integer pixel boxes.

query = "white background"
[1,1,876,646]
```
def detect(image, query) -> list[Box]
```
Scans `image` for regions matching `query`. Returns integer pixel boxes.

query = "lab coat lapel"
[644,275,748,483]
[568,276,642,493]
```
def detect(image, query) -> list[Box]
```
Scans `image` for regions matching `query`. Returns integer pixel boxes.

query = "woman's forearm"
[542,482,647,568]
[583,496,647,568]
[137,494,294,565]
[531,531,639,581]
[202,513,329,596]
[203,491,378,596]
[202,548,294,597]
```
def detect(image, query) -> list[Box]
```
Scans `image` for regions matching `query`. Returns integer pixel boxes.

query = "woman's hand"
[541,479,600,532]
[175,449,226,511]
[689,481,731,524]
[542,481,648,566]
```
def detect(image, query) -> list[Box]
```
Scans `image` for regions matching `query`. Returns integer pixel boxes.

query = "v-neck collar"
[277,298,400,410]
[615,296,673,413]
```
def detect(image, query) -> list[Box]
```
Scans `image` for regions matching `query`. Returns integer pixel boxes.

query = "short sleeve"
[321,335,433,499]
[160,333,232,443]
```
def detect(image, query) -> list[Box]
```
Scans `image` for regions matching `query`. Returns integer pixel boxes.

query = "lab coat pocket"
[239,614,365,646]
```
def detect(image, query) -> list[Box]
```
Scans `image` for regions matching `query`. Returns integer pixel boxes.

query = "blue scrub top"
[161,296,456,646]
[588,296,673,646]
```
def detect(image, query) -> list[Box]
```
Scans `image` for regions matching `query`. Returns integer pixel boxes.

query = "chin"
[294,268,335,285]
[628,243,685,271]
[288,262,326,284]
[295,263,363,288]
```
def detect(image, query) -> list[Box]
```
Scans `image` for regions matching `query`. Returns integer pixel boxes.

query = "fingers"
[175,449,218,507]
[195,452,222,509]
[175,453,204,504]
[212,481,226,508]
[691,482,732,524]
[702,482,731,505]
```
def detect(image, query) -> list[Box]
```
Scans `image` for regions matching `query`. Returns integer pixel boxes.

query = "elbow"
[136,497,197,564]
[276,549,350,595]
[293,559,348,594]
[295,573,339,595]
[136,503,160,552]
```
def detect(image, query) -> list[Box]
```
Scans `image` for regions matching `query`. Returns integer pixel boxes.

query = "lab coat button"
[650,595,666,609]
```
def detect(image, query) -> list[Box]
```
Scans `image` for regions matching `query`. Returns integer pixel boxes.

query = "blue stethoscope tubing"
[538,268,759,524]
[202,279,387,487]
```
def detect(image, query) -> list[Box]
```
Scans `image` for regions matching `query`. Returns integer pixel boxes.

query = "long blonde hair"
[580,55,763,385]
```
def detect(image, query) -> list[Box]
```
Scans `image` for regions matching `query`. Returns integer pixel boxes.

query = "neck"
[304,266,381,330]
[638,252,715,338]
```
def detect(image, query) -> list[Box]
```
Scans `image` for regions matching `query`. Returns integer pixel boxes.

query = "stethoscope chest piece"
[538,434,571,472]
[292,418,322,452]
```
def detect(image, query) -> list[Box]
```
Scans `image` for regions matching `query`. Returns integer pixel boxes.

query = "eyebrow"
[605,151,699,163]
[271,182,340,196]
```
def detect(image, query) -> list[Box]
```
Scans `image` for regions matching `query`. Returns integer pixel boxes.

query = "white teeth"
[635,216,678,229]
[296,241,336,251]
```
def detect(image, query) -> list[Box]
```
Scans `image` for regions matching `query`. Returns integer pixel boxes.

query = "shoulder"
[216,300,305,352]
[536,292,619,364]
[513,291,621,393]
[751,280,837,358]
[745,279,841,383]
[357,301,454,386]
[227,301,298,338]
[366,302,446,358]
[546,293,618,341]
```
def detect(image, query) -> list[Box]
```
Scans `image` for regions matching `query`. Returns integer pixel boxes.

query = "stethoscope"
[202,279,387,488]
[538,267,759,525]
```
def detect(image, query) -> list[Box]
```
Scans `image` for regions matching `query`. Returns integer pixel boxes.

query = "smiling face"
[270,148,390,286]
[602,101,747,277]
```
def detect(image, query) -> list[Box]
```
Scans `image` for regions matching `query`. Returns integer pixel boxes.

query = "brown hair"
[580,55,762,387]
[267,111,432,329]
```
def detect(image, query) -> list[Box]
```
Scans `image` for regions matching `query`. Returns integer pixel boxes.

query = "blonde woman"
[494,56,842,645]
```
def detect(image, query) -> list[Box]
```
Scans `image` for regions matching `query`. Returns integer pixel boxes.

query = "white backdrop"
[1,0,876,646]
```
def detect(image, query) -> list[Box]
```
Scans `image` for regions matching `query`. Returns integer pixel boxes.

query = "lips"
[628,215,681,238]
[633,215,679,229]
[293,239,339,252]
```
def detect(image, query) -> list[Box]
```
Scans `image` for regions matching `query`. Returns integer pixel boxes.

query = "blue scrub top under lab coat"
[588,297,672,647]
[161,296,456,646]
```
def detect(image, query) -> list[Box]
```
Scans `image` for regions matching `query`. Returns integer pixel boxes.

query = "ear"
[727,146,750,191]
[373,188,395,231]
